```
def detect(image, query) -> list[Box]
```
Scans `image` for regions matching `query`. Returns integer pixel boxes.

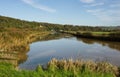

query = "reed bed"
[0,30,50,52]
[0,58,119,77]
[0,29,51,65]
[47,58,119,76]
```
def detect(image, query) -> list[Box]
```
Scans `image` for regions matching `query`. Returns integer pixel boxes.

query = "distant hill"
[0,15,119,32]
[0,15,45,29]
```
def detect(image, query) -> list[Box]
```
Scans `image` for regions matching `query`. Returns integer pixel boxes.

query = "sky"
[0,0,120,26]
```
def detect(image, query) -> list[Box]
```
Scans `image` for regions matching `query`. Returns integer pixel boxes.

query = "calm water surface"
[19,34,120,70]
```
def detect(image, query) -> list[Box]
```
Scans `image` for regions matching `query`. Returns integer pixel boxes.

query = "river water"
[19,34,120,70]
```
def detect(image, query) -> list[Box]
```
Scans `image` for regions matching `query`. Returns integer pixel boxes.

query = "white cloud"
[21,0,56,13]
[86,9,120,22]
[84,0,120,24]
[80,0,95,3]
[87,9,103,13]
[89,3,104,6]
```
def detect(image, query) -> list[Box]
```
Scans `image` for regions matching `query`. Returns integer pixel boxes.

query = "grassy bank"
[0,58,119,77]
[63,31,120,42]
[0,28,51,66]
[0,28,51,52]
[0,15,120,77]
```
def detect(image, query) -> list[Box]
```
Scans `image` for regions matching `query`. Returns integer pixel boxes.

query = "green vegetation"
[0,15,51,51]
[0,15,120,77]
[1,15,120,32]
[0,16,52,66]
[1,15,119,52]
[63,31,120,41]
[0,58,119,77]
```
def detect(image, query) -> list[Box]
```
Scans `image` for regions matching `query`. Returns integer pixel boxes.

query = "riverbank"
[62,31,120,42]
[0,58,119,77]
[0,29,51,51]
[0,15,120,77]
[0,29,51,67]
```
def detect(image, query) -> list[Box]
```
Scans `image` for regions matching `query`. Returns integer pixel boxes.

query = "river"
[19,34,120,70]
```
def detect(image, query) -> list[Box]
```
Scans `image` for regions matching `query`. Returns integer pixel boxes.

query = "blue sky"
[0,0,120,26]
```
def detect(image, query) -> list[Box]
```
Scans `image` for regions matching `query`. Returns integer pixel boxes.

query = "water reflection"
[0,33,120,69]
[0,50,28,68]
[0,33,73,68]
[19,34,120,69]
[77,37,120,51]
[0,51,18,67]
[33,33,73,42]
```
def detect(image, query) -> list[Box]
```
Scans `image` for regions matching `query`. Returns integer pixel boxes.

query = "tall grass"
[0,58,119,77]
[0,28,51,67]
[47,58,118,76]
[0,28,50,52]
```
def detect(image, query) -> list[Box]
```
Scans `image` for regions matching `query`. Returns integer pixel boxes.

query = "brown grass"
[48,58,119,76]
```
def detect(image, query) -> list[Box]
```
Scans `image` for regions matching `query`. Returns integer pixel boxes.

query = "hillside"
[1,15,119,32]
